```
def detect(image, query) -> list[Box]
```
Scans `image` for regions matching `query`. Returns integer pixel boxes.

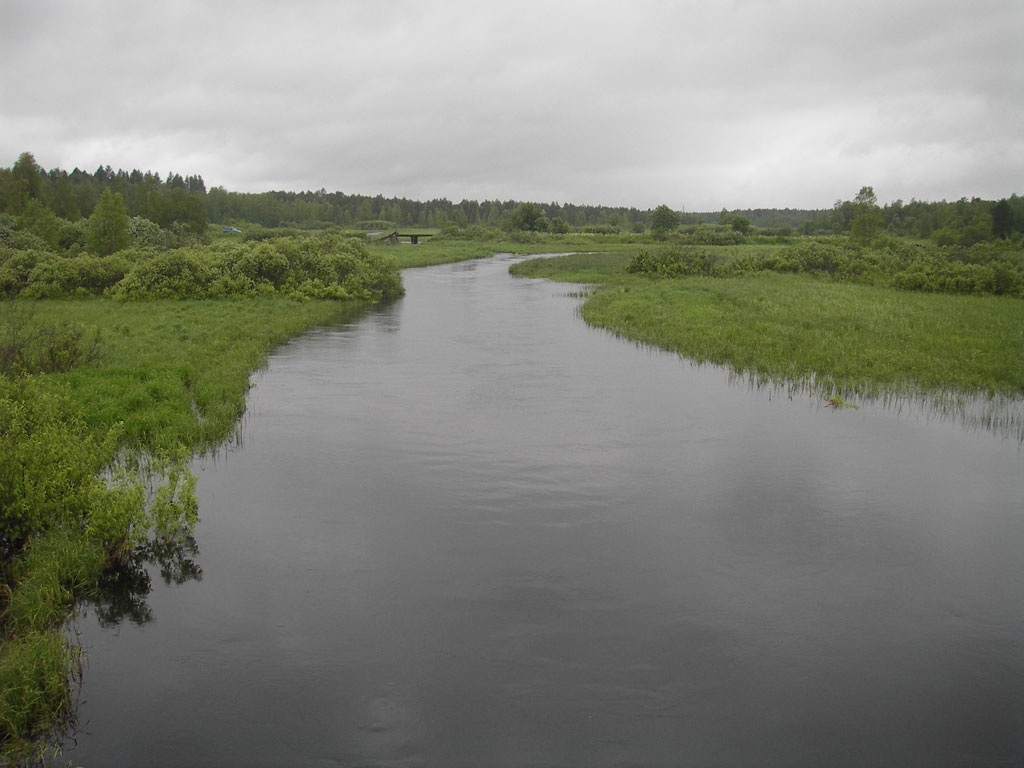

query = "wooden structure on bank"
[378,231,434,245]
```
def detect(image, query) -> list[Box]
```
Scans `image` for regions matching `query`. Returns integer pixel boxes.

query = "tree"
[18,199,60,249]
[86,188,130,255]
[503,202,547,232]
[650,204,680,236]
[730,215,751,234]
[992,199,1013,239]
[850,186,882,245]
[11,152,45,203]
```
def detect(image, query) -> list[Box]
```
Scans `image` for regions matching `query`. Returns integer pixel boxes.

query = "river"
[59,254,1024,767]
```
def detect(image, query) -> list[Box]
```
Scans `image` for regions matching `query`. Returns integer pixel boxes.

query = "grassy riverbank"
[511,252,1024,400]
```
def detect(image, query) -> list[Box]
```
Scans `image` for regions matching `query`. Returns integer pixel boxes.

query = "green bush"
[232,242,290,287]
[112,250,216,299]
[22,254,129,297]
[0,249,52,295]
[627,247,718,277]
[681,226,746,246]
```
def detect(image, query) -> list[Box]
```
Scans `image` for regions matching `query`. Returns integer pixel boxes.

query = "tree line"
[1,152,1021,245]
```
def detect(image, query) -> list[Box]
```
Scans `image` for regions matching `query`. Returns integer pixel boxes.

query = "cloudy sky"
[2,0,1021,211]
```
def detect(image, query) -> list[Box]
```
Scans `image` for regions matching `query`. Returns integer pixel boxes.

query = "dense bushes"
[679,225,747,246]
[0,234,405,302]
[627,238,1024,298]
[627,247,718,277]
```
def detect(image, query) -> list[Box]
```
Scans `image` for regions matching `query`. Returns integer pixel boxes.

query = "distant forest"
[2,152,1022,246]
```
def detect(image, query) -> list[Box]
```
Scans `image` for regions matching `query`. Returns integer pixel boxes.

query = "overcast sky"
[2,0,1021,211]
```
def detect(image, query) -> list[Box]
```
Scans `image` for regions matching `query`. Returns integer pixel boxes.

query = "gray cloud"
[2,0,1021,210]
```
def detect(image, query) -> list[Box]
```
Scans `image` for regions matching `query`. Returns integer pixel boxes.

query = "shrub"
[627,247,718,277]
[22,254,129,297]
[128,216,164,249]
[112,250,216,299]
[681,226,746,246]
[0,249,53,295]
[232,242,290,287]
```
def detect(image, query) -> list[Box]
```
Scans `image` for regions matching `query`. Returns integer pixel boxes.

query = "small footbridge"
[377,231,434,245]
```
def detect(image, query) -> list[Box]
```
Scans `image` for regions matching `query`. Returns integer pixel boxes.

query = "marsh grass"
[582,274,1024,397]
[0,529,104,763]
[513,253,1024,439]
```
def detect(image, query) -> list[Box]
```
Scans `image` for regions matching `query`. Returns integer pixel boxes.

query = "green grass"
[34,298,362,452]
[512,252,1024,400]
[0,529,105,763]
[377,239,493,269]
[510,251,633,281]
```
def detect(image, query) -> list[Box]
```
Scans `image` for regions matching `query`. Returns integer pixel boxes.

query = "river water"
[60,254,1023,767]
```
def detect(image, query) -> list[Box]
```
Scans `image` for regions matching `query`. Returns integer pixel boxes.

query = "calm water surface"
[61,255,1024,767]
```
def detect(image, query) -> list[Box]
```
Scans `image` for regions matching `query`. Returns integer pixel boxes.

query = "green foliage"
[17,200,60,250]
[86,189,131,256]
[0,301,101,375]
[0,378,106,545]
[730,215,752,234]
[0,377,193,556]
[649,204,681,236]
[57,218,87,252]
[850,186,882,245]
[0,234,404,302]
[113,249,217,299]
[0,626,81,760]
[627,247,718,277]
[0,531,102,761]
[991,199,1013,239]
[502,203,548,232]
[718,238,1024,298]
[680,225,746,245]
[548,216,570,234]
[510,252,632,282]
[22,254,130,298]
[128,215,164,248]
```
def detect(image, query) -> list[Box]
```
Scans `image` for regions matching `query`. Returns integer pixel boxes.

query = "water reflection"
[87,534,202,628]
